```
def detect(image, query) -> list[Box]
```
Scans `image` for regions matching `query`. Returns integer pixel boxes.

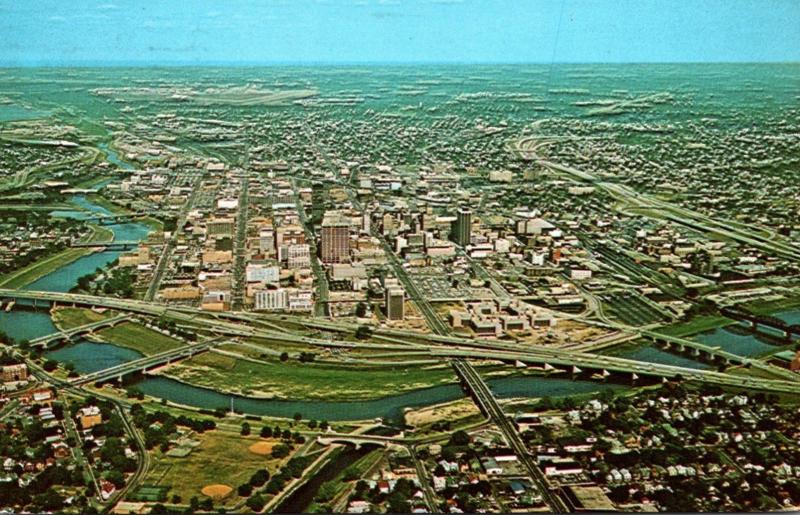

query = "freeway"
[453,359,568,513]
[537,159,800,262]
[4,289,800,394]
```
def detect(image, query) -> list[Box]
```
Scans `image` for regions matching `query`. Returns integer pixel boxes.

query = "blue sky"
[1,0,798,65]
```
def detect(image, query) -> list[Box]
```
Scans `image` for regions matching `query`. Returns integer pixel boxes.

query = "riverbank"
[0,224,113,289]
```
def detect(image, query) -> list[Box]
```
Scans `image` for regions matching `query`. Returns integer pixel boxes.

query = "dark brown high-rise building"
[321,211,351,263]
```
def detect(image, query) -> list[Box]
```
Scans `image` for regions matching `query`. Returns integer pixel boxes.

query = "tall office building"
[385,287,405,321]
[321,211,351,263]
[452,208,473,247]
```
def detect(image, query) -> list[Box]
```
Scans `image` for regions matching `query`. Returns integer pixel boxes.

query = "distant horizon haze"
[1,0,798,66]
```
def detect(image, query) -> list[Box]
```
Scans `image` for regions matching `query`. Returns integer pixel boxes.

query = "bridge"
[453,359,569,513]
[80,212,151,225]
[316,434,397,449]
[69,338,224,386]
[70,241,140,250]
[720,306,800,341]
[30,314,128,349]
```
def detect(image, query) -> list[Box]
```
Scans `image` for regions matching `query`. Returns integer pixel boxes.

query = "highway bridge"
[70,241,140,250]
[69,337,225,386]
[30,314,128,349]
[453,359,569,513]
[720,307,800,340]
[640,329,800,382]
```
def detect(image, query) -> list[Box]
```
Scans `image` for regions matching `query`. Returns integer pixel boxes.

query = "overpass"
[453,359,568,513]
[30,314,128,349]
[69,338,224,386]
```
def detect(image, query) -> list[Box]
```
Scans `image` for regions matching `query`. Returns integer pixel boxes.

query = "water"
[614,344,711,369]
[0,194,151,339]
[694,325,784,357]
[46,340,142,373]
[0,309,57,342]
[98,142,134,171]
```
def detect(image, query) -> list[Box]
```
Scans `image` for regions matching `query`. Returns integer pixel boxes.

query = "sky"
[0,0,798,66]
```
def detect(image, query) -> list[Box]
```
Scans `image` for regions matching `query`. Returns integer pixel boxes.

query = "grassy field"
[94,322,185,355]
[144,430,288,507]
[654,315,735,337]
[51,307,111,330]
[162,351,459,401]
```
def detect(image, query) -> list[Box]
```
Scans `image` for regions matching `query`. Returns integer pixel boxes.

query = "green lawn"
[162,351,459,401]
[94,322,185,356]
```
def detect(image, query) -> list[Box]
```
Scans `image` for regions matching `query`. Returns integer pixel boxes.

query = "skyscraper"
[321,211,351,263]
[452,208,472,247]
[385,287,405,321]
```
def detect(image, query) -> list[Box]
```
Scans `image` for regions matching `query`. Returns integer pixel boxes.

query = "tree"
[319,420,329,431]
[237,483,253,497]
[249,469,270,487]
[42,359,59,372]
[293,412,303,423]
[241,422,251,436]
[246,494,266,512]
[260,426,273,438]
[449,430,471,447]
[279,352,289,362]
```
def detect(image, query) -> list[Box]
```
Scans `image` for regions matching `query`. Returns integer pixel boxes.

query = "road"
[232,172,250,310]
[292,177,330,317]
[145,173,203,301]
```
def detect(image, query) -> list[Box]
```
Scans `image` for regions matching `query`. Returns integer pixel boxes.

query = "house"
[100,480,116,500]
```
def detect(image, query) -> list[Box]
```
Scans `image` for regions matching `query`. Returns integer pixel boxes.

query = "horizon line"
[1,59,799,69]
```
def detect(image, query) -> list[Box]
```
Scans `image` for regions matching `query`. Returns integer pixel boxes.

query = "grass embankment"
[161,352,459,401]
[653,315,735,338]
[0,224,112,289]
[93,322,185,356]
[741,297,800,316]
[51,307,111,330]
[143,430,290,508]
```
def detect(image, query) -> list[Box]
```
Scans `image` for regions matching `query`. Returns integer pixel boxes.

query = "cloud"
[48,15,67,22]
[97,3,118,9]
